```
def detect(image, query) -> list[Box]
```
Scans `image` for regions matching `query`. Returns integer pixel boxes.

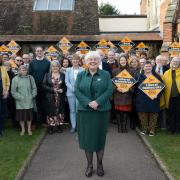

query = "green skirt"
[77,111,109,152]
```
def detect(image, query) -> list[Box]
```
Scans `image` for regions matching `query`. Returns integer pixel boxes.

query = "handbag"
[29,76,37,112]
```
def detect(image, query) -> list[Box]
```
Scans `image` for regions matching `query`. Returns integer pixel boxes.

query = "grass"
[146,130,180,180]
[0,122,45,180]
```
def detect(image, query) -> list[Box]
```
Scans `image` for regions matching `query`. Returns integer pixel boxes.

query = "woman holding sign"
[135,61,164,136]
[112,55,135,133]
[162,57,180,134]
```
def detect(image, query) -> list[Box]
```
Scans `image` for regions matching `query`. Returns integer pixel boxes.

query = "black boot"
[96,150,104,176]
[85,151,93,177]
[57,125,63,133]
[117,112,123,133]
[47,126,53,135]
[123,113,128,133]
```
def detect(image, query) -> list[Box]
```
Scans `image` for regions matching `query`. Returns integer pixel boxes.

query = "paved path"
[23,125,167,180]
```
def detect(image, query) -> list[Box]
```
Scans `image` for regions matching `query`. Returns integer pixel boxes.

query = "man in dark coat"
[29,46,50,125]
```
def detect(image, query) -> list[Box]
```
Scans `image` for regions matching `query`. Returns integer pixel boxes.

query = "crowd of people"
[0,45,180,177]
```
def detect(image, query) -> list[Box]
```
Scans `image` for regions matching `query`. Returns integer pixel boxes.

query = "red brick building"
[0,0,162,56]
[140,0,180,55]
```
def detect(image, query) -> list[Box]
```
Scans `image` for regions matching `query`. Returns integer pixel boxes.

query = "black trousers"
[168,96,180,133]
[0,96,6,133]
[36,85,46,124]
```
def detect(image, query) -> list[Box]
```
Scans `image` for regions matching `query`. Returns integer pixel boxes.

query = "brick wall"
[159,0,169,33]
[163,22,173,42]
[0,0,99,35]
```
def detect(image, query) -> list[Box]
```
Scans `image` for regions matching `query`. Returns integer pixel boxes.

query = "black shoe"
[97,165,104,177]
[85,166,93,177]
[70,128,76,133]
[57,126,63,133]
[47,127,54,135]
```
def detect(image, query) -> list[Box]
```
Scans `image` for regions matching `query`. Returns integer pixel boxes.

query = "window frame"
[33,0,75,11]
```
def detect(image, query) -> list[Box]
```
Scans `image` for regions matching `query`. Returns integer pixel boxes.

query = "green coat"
[75,69,113,151]
[75,69,113,111]
[11,75,37,110]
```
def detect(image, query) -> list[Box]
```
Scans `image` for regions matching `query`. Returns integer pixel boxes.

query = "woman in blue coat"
[65,54,83,133]
[135,61,163,136]
[75,51,113,177]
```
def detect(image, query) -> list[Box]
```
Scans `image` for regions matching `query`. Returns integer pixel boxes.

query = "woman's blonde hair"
[50,60,61,72]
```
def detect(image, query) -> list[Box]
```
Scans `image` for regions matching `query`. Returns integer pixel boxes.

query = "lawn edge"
[14,130,47,180]
[136,128,175,180]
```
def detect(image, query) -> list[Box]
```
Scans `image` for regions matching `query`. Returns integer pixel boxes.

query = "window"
[34,0,74,11]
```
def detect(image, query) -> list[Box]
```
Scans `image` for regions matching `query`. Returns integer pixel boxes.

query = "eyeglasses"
[16,60,23,62]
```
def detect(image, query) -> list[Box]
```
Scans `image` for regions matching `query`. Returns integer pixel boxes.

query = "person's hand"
[3,91,8,99]
[57,89,63,93]
[89,101,98,110]
[151,95,157,100]
[117,88,122,93]
[117,88,128,93]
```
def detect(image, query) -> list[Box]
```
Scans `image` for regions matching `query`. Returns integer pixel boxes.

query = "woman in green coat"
[11,65,37,136]
[75,51,113,177]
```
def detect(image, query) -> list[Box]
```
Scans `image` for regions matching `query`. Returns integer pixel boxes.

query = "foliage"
[99,2,121,15]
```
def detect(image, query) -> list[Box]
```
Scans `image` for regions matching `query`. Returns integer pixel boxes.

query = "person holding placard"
[162,57,180,134]
[112,55,134,133]
[135,61,164,136]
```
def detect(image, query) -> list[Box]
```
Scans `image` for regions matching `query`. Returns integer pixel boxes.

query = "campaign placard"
[76,41,90,54]
[95,39,110,55]
[112,69,136,92]
[0,45,10,55]
[168,42,180,57]
[107,41,118,52]
[118,37,135,53]
[57,37,73,54]
[45,46,59,61]
[7,40,21,54]
[139,74,164,100]
[135,42,149,53]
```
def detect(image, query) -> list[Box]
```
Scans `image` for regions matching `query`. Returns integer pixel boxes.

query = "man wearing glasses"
[29,46,50,125]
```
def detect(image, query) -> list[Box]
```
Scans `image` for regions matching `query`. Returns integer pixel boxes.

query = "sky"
[98,0,141,15]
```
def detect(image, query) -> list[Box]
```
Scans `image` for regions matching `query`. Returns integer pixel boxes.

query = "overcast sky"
[98,0,141,14]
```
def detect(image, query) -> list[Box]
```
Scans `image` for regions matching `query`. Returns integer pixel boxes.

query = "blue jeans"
[67,96,78,129]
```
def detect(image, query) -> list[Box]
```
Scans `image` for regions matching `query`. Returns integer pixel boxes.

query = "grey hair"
[18,65,28,71]
[170,56,180,67]
[85,51,101,63]
[50,60,61,72]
